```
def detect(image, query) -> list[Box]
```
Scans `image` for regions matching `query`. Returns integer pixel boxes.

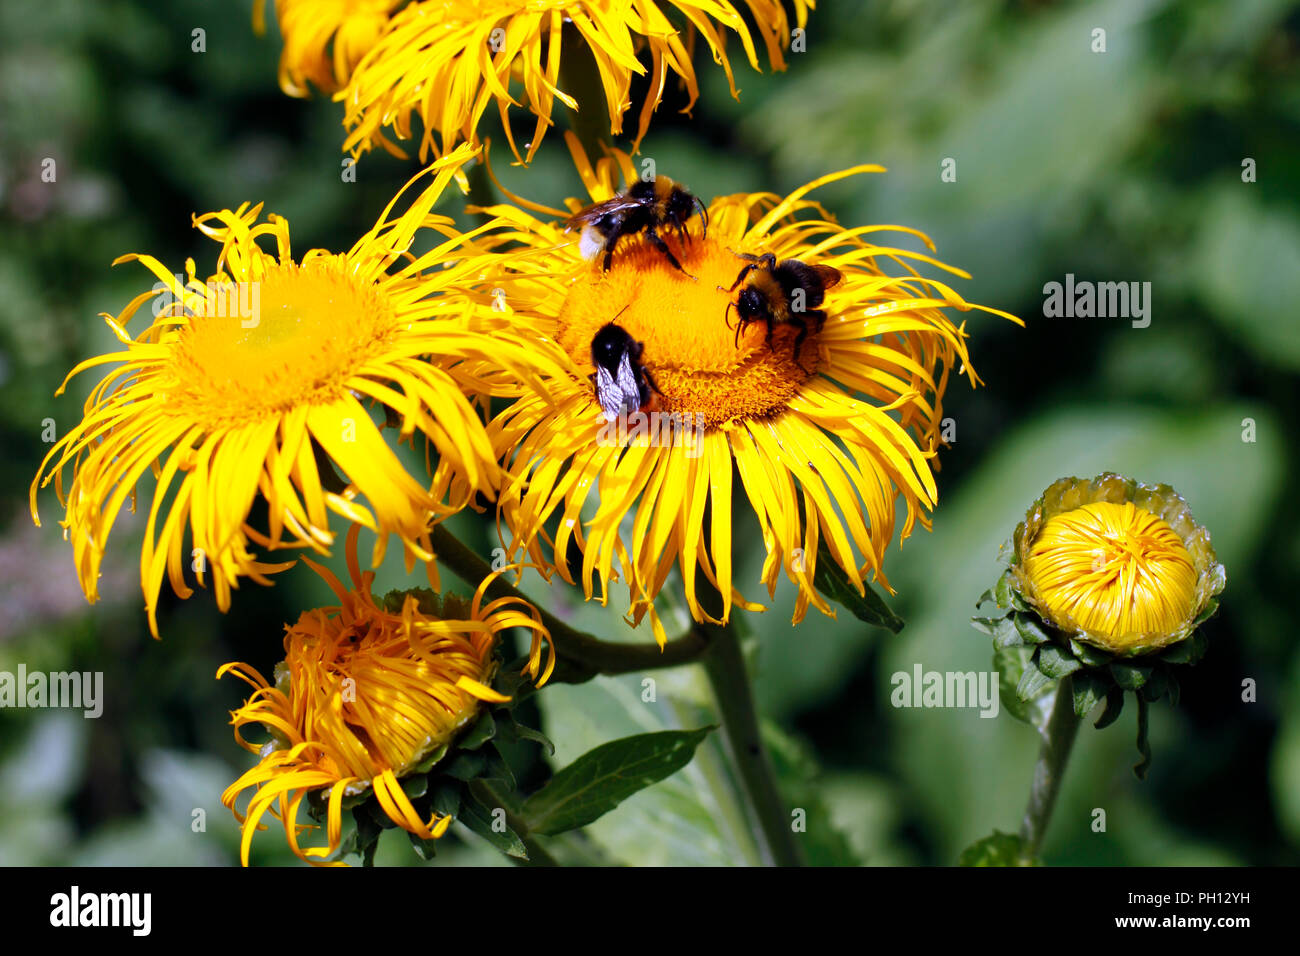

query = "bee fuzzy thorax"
[565,175,706,274]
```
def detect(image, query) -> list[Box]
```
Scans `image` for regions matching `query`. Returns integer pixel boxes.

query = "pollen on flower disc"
[554,235,818,429]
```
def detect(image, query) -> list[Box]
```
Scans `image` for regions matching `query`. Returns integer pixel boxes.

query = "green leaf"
[497,713,556,756]
[353,807,383,867]
[459,789,529,860]
[1037,644,1083,679]
[407,742,449,776]
[993,644,1054,728]
[1191,601,1220,628]
[400,774,428,800]
[443,751,487,781]
[994,572,1015,609]
[1071,672,1108,718]
[1133,695,1152,780]
[522,727,714,836]
[1094,687,1125,729]
[1110,662,1153,691]
[481,746,516,790]
[1013,612,1051,645]
[429,781,462,818]
[1165,672,1181,708]
[1139,669,1169,703]
[1159,631,1209,665]
[408,831,440,861]
[1068,638,1111,668]
[1016,654,1055,702]
[812,542,904,633]
[993,616,1024,647]
[970,615,1003,635]
[958,830,1036,866]
[458,711,497,752]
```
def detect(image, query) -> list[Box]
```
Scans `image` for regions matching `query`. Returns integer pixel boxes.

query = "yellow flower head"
[336,0,813,162]
[30,146,546,637]
[256,0,404,96]
[220,526,552,866]
[1011,473,1226,655]
[462,136,1019,643]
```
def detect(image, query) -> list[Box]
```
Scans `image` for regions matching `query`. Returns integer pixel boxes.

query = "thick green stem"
[430,525,707,682]
[1019,675,1082,862]
[702,619,804,867]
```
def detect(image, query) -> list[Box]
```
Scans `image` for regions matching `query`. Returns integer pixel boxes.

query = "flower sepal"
[284,585,557,866]
[975,566,1216,778]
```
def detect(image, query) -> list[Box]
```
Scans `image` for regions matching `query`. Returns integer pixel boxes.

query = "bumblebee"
[722,252,842,363]
[566,176,707,275]
[591,318,659,420]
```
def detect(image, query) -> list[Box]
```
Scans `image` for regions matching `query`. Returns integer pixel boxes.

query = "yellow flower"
[461,135,1019,644]
[339,0,813,162]
[220,527,552,866]
[255,0,403,96]
[30,145,549,637]
[1011,473,1226,655]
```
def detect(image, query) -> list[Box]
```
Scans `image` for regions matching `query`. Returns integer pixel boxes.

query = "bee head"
[664,186,699,227]
[591,315,634,372]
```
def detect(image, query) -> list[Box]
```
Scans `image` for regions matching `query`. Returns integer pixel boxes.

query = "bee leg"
[647,228,696,280]
[601,233,621,271]
[728,263,758,293]
[764,317,776,352]
[792,325,813,372]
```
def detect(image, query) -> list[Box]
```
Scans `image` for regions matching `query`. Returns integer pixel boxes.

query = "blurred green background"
[1,0,1297,866]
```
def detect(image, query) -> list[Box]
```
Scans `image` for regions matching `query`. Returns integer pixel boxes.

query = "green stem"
[702,618,804,867]
[468,779,559,867]
[1018,675,1082,862]
[430,525,707,683]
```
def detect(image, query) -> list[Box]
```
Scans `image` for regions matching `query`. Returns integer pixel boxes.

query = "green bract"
[974,473,1227,777]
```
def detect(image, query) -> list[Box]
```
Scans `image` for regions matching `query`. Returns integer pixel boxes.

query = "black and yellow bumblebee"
[566,175,707,275]
[722,251,843,363]
[591,315,660,420]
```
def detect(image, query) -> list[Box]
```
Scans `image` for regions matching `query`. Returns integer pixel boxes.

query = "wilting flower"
[255,0,404,96]
[1010,473,1225,655]
[30,145,552,637]
[461,136,1018,643]
[331,0,812,162]
[220,527,552,866]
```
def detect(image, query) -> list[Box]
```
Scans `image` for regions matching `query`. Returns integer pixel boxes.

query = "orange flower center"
[554,234,818,429]
[169,259,394,425]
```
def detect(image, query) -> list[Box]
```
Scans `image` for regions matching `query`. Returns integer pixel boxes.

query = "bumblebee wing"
[613,354,644,415]
[594,364,623,420]
[565,196,643,229]
[812,264,844,289]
